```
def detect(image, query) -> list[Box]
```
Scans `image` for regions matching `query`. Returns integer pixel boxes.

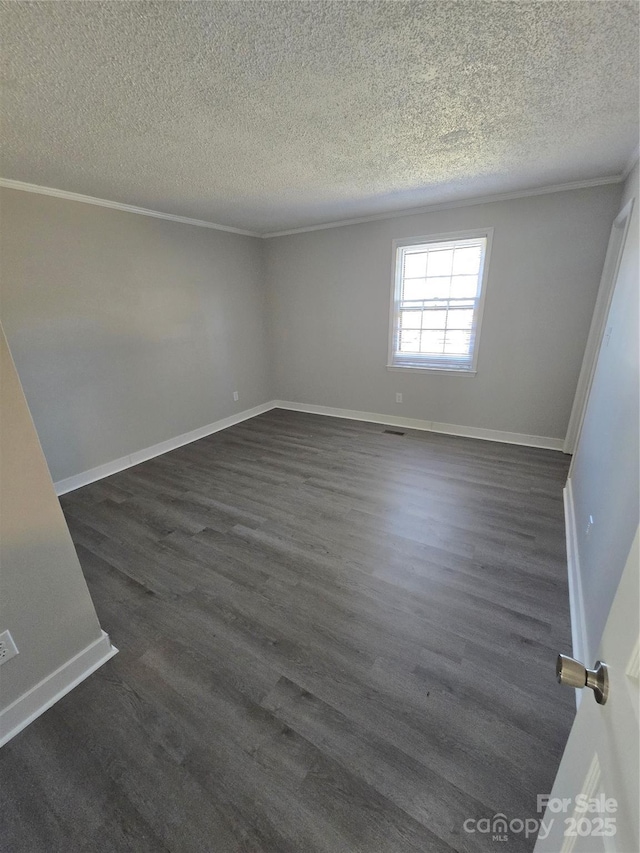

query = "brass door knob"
[556,654,609,705]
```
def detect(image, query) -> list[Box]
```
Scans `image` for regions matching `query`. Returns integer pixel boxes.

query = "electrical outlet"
[233,391,239,402]
[395,392,403,403]
[0,630,19,666]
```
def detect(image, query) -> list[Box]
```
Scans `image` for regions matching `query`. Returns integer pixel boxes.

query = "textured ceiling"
[1,1,638,234]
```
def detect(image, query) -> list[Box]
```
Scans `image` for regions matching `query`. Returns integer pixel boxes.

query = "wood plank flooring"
[0,409,575,852]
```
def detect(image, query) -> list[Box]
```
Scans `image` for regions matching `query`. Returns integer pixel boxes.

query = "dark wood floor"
[1,409,575,852]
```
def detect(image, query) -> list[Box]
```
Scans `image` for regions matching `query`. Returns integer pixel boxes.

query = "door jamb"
[564,198,634,456]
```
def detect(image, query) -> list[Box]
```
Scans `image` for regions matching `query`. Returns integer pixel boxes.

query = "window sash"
[390,235,488,371]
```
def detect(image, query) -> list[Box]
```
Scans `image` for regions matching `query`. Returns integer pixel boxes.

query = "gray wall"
[0,188,272,483]
[265,184,621,439]
[570,163,639,661]
[0,324,105,713]
[0,181,625,488]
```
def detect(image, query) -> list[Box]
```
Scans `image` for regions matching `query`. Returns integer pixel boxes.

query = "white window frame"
[387,227,493,375]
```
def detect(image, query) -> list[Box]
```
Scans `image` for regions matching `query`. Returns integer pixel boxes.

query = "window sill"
[386,365,477,376]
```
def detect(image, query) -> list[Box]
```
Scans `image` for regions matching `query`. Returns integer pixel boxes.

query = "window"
[388,229,492,373]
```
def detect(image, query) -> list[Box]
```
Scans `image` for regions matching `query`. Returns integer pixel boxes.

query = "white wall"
[570,162,639,662]
[0,188,272,484]
[0,324,112,741]
[265,184,621,440]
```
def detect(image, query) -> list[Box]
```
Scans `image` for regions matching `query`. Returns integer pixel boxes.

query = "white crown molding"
[261,175,624,238]
[0,173,625,240]
[0,178,262,238]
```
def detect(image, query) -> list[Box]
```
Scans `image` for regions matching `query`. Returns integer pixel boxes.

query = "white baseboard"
[563,478,588,708]
[54,401,275,495]
[54,398,564,497]
[0,631,117,747]
[273,400,565,451]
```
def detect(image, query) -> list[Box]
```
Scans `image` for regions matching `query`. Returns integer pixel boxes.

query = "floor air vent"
[383,429,405,436]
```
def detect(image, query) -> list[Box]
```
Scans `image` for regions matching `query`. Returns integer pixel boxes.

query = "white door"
[535,528,639,853]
